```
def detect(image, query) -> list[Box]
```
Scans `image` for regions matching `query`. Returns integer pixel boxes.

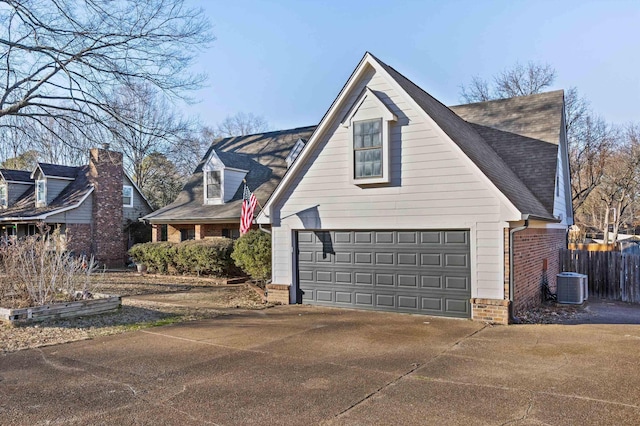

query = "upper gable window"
[343,87,396,185]
[123,185,133,207]
[206,170,222,202]
[36,179,46,205]
[0,184,7,208]
[354,119,383,178]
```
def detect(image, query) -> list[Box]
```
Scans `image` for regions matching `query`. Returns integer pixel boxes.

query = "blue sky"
[183,0,640,130]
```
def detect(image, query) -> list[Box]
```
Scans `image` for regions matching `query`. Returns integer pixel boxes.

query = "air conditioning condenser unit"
[556,272,588,304]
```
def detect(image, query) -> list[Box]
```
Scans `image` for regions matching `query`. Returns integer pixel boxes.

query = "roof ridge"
[212,125,318,143]
[449,89,564,108]
[370,54,554,219]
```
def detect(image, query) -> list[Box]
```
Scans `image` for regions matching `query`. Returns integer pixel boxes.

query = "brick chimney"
[89,147,124,267]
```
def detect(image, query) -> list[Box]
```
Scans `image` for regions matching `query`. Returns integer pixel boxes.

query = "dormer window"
[205,170,222,203]
[0,184,6,208]
[36,179,46,206]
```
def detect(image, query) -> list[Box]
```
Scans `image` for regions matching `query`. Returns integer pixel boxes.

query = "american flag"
[240,183,257,235]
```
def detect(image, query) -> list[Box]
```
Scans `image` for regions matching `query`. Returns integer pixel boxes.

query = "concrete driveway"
[1,305,639,425]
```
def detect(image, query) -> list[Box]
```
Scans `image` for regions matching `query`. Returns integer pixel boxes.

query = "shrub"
[0,226,99,308]
[175,239,235,276]
[129,238,235,276]
[231,230,271,283]
[129,242,177,273]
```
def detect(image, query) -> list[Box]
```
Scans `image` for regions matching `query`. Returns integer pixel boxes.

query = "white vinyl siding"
[223,169,246,202]
[553,124,571,225]
[271,66,513,301]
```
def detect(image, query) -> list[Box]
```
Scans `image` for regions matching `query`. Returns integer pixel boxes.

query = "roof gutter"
[509,217,530,323]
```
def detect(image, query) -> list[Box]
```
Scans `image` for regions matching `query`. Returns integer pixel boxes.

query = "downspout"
[509,217,530,323]
[258,224,271,234]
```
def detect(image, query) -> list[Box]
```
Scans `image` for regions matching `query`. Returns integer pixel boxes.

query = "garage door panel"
[398,275,418,287]
[296,230,470,318]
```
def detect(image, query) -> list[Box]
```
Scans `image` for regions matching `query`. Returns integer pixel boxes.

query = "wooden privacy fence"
[559,249,640,303]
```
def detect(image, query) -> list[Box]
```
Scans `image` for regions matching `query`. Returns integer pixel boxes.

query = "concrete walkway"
[1,305,639,425]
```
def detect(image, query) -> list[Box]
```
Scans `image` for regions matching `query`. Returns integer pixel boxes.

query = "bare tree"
[593,125,640,242]
[215,112,269,138]
[0,0,212,145]
[107,84,192,190]
[460,61,556,103]
[493,62,556,98]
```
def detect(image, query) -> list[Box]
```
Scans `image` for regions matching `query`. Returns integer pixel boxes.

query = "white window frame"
[204,169,223,205]
[123,185,134,207]
[36,179,46,206]
[343,87,396,186]
[0,184,7,208]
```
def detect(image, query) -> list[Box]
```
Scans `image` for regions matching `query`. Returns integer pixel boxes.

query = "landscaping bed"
[0,272,265,354]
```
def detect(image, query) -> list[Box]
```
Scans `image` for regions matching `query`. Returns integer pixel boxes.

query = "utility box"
[556,272,588,304]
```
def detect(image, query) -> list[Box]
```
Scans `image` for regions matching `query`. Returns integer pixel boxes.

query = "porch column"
[195,224,205,240]
[151,224,162,242]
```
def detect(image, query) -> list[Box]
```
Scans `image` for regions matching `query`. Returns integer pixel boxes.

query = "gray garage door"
[296,230,471,318]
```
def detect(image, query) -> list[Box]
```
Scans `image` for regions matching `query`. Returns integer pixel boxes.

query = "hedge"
[129,238,235,276]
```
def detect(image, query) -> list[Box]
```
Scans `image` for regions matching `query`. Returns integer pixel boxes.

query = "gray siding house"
[257,53,573,324]
[0,148,153,267]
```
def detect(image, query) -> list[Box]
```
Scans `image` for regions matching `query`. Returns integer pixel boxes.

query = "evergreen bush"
[231,230,271,283]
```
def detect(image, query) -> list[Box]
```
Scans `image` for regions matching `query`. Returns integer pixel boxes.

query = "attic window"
[0,184,6,208]
[123,185,133,207]
[354,119,383,178]
[343,87,396,185]
[206,170,222,201]
[36,179,46,205]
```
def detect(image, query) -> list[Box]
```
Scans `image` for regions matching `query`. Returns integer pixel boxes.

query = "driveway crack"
[331,324,488,420]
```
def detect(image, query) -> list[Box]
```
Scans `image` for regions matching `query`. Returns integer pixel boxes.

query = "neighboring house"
[256,53,573,324]
[143,126,316,242]
[0,147,153,267]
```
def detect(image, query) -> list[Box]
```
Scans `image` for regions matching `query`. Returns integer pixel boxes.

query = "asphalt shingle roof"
[449,91,564,145]
[0,169,33,183]
[0,166,93,220]
[144,126,317,222]
[371,53,559,220]
[37,163,82,179]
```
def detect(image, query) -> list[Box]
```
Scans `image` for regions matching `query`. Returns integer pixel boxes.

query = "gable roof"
[0,166,94,221]
[35,163,81,179]
[144,125,316,223]
[0,169,33,183]
[449,90,564,145]
[257,53,564,223]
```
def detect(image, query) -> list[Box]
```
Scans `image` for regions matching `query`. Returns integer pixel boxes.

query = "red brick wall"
[66,223,92,257]
[512,227,566,315]
[89,148,124,267]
